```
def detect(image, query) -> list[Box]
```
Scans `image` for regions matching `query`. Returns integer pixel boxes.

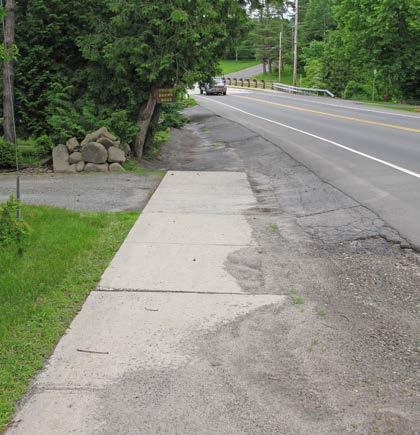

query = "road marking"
[234,95,420,133]
[198,97,420,179]
[244,89,420,119]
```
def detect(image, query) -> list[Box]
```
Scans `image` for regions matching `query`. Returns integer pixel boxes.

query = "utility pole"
[278,30,282,83]
[292,0,299,87]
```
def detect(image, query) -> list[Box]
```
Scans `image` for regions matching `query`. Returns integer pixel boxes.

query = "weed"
[212,142,224,149]
[270,223,279,232]
[315,307,326,317]
[290,289,304,305]
[306,337,319,352]
[122,159,165,178]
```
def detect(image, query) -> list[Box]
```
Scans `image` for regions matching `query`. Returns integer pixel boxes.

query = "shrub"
[343,80,370,100]
[0,138,20,169]
[35,135,55,158]
[0,196,29,252]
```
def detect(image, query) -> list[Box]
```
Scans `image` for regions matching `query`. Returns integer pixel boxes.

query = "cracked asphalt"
[152,105,420,434]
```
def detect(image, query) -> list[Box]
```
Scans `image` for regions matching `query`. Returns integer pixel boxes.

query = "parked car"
[199,77,227,95]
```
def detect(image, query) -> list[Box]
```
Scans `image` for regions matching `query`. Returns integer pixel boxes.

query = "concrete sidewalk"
[9,171,284,434]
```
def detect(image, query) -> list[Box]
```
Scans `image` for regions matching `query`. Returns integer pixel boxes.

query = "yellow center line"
[234,95,420,134]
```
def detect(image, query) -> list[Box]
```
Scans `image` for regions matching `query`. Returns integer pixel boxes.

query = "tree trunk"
[133,91,157,160]
[3,0,16,144]
[268,58,272,74]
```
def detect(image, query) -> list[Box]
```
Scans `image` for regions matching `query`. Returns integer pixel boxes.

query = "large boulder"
[81,142,108,164]
[98,137,121,150]
[69,151,83,164]
[109,162,125,172]
[85,163,109,172]
[67,164,78,173]
[76,161,85,172]
[81,127,117,147]
[52,144,70,172]
[66,137,80,153]
[108,146,126,164]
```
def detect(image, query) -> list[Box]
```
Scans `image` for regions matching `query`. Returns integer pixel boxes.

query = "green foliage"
[0,196,29,248]
[301,0,420,101]
[343,80,370,100]
[45,83,85,144]
[34,135,54,158]
[0,139,20,169]
[145,127,171,159]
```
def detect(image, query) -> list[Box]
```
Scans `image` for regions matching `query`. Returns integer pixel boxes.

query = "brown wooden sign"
[155,88,175,103]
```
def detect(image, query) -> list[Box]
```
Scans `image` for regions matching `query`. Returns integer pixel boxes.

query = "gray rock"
[82,142,108,164]
[85,163,109,173]
[109,162,125,172]
[81,127,107,147]
[98,137,121,150]
[67,164,78,173]
[81,127,117,147]
[52,144,70,173]
[76,161,85,172]
[120,142,131,156]
[66,137,80,153]
[100,128,117,142]
[69,151,83,164]
[108,146,126,164]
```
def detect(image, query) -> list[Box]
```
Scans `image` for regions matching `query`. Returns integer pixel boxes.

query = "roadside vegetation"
[0,204,138,430]
[222,0,419,104]
[0,1,247,169]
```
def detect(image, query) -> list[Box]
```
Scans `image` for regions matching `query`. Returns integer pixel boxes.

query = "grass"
[0,204,139,431]
[315,307,326,317]
[123,159,166,178]
[270,223,279,233]
[290,289,304,305]
[219,59,260,75]
[253,65,293,85]
[361,101,420,113]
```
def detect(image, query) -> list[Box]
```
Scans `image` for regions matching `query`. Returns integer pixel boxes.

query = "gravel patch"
[0,172,162,211]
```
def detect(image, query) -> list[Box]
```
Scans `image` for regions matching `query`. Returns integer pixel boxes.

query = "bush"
[0,196,29,251]
[0,138,20,169]
[343,80,370,100]
[35,135,54,158]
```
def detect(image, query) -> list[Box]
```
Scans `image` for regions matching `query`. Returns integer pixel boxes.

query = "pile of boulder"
[52,127,129,173]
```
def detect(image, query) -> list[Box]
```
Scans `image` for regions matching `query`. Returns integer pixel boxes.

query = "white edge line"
[228,86,420,119]
[199,97,420,179]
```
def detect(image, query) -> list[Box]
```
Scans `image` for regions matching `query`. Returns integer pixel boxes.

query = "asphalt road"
[195,88,420,249]
[223,63,263,79]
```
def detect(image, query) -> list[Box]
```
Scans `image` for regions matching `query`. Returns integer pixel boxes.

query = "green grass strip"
[0,205,139,430]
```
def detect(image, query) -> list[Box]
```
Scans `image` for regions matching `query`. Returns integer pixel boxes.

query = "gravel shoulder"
[0,172,162,211]
[153,106,420,434]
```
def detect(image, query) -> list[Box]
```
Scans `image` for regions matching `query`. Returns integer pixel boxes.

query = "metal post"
[278,31,282,83]
[372,68,377,103]
[292,0,299,87]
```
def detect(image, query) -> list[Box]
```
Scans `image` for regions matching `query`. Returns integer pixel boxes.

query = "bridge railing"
[223,77,335,98]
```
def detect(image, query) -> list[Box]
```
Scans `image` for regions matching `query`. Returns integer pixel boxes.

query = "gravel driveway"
[0,172,162,211]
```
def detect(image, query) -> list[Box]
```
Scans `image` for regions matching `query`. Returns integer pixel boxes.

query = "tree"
[78,0,247,158]
[2,0,16,144]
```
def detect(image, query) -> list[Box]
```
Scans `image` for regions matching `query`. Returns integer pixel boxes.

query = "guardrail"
[223,77,335,98]
[272,82,335,98]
